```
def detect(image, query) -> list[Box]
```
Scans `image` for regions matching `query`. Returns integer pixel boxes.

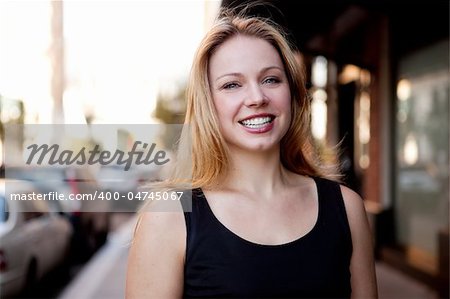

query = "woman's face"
[208,35,291,153]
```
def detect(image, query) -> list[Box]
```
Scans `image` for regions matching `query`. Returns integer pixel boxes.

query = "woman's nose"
[244,83,269,107]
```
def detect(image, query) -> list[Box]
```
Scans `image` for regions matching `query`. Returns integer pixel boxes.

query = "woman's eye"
[263,77,280,84]
[223,82,240,90]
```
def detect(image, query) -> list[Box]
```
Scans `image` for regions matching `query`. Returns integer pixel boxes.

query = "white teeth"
[240,116,272,128]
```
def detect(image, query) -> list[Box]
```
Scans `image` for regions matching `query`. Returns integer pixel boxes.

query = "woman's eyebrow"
[214,66,284,82]
[215,72,242,82]
[260,66,284,73]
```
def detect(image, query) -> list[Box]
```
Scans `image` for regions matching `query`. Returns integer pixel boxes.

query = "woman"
[126,8,378,299]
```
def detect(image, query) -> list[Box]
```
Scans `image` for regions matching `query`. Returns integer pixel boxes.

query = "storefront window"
[395,39,449,274]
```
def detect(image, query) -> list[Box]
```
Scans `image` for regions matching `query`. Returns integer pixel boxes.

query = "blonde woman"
[126,8,377,299]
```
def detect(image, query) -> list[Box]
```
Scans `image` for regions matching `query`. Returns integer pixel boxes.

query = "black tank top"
[182,177,352,298]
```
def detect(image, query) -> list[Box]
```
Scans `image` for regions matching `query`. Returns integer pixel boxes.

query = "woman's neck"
[218,146,293,197]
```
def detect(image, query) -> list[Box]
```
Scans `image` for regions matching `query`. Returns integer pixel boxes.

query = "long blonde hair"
[166,8,339,190]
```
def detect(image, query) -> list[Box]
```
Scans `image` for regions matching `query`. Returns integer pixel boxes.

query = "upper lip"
[238,113,275,122]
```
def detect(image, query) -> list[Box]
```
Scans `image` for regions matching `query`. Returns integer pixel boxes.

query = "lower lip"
[240,121,274,134]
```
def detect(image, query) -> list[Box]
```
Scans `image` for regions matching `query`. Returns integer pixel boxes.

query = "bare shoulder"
[131,198,186,247]
[339,184,378,298]
[339,184,367,222]
[338,184,373,249]
[135,199,186,231]
[126,200,186,298]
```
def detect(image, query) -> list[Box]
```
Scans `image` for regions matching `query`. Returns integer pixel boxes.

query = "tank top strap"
[312,176,353,249]
[182,188,213,252]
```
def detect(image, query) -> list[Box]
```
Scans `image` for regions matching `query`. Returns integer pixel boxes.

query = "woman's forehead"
[208,35,284,79]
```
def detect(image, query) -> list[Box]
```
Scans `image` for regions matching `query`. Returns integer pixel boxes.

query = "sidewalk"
[58,215,439,299]
[58,214,137,299]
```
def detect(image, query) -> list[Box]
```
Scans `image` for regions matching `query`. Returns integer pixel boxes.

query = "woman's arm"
[126,206,186,299]
[340,185,378,299]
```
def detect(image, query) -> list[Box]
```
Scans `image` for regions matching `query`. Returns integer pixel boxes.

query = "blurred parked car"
[95,164,163,212]
[96,164,161,194]
[96,165,142,194]
[5,166,111,261]
[0,179,73,297]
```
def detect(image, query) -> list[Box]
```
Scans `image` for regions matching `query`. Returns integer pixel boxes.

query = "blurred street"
[55,212,439,299]
[57,212,135,299]
[1,212,134,299]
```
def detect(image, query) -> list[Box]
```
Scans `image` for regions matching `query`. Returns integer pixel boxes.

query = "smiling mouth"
[238,115,275,129]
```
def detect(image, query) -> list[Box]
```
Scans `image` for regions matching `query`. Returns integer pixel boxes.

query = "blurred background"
[0,0,448,298]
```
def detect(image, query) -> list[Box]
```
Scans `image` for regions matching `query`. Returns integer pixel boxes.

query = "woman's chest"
[204,192,318,246]
[184,229,351,298]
